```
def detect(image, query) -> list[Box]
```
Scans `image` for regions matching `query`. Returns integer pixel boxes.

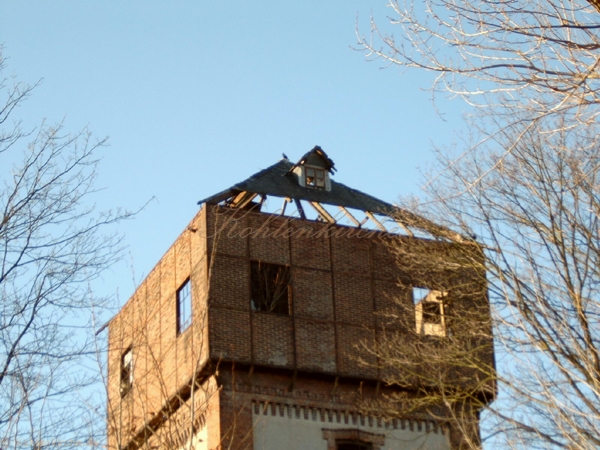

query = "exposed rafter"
[294,199,306,220]
[394,219,414,237]
[230,191,258,209]
[338,206,360,227]
[197,150,468,242]
[309,201,336,223]
[365,211,386,232]
[280,197,290,216]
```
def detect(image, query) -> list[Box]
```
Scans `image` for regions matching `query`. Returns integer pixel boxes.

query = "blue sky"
[0,1,467,306]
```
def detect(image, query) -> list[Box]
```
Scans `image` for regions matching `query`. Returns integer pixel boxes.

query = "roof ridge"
[197,153,392,215]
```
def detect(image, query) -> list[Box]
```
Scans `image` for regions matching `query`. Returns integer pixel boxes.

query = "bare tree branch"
[0,50,133,449]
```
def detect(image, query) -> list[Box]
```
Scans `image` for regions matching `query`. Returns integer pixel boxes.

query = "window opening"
[422,301,443,324]
[413,287,447,336]
[322,429,384,450]
[177,279,192,334]
[250,261,291,314]
[306,166,326,188]
[337,442,373,450]
[120,347,133,397]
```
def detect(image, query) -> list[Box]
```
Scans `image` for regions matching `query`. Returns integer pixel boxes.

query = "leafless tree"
[361,114,600,449]
[357,0,600,156]
[449,117,600,449]
[0,51,131,449]
[356,230,494,449]
[356,1,600,448]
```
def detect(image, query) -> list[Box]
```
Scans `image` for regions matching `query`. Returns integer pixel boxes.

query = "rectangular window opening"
[413,287,447,336]
[250,261,291,315]
[422,301,443,324]
[305,167,326,189]
[337,442,373,450]
[177,279,192,335]
[120,347,133,398]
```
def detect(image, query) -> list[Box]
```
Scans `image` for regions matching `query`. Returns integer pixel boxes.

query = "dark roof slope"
[197,159,395,215]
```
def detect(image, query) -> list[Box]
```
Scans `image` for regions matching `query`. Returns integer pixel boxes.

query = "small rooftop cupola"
[290,146,336,191]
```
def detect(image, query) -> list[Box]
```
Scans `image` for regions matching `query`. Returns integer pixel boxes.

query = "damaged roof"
[197,147,464,241]
[289,146,337,174]
[197,158,395,215]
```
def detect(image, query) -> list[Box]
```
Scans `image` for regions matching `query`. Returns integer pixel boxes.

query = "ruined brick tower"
[106,147,494,450]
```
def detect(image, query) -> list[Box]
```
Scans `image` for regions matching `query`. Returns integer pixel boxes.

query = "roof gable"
[291,146,336,174]
[197,158,393,215]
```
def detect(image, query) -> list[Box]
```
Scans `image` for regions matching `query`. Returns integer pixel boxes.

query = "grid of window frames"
[305,166,326,188]
[177,279,192,334]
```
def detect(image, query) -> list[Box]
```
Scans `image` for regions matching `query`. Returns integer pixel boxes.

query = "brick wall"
[107,203,492,449]
[107,207,210,447]
[215,366,456,450]
[205,205,492,386]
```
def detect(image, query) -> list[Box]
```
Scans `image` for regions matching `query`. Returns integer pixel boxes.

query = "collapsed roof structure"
[198,146,461,240]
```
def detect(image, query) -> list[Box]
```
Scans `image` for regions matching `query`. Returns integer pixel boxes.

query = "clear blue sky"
[0,1,466,307]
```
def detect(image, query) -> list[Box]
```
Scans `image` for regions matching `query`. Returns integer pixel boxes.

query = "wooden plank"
[280,197,289,215]
[294,199,306,220]
[309,201,336,223]
[231,191,257,208]
[337,206,360,226]
[394,219,414,237]
[365,211,387,231]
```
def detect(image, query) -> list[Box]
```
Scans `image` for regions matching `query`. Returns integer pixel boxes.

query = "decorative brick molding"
[252,401,445,435]
[322,428,385,450]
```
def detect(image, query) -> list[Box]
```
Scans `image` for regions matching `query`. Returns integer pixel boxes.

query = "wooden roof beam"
[294,199,306,220]
[394,219,414,237]
[309,201,336,223]
[280,197,290,215]
[337,206,360,227]
[365,211,387,232]
[230,191,258,208]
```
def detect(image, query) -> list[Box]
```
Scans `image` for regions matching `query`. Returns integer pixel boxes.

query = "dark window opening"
[422,301,442,324]
[337,442,373,450]
[120,347,133,398]
[306,167,326,188]
[250,261,291,314]
[323,429,384,450]
[177,279,192,334]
